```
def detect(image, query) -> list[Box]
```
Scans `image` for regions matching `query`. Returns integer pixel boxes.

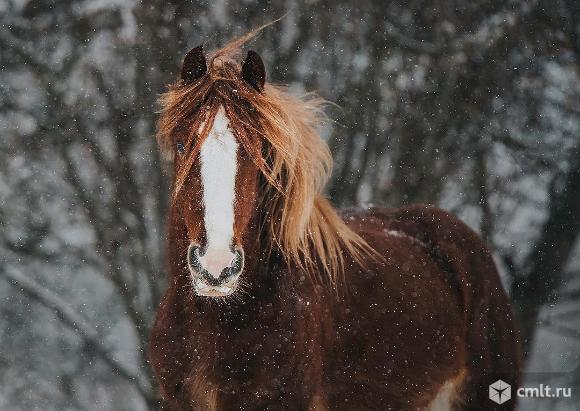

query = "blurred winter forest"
[1,0,580,409]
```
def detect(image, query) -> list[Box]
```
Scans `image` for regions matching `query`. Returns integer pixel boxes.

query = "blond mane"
[157,29,374,286]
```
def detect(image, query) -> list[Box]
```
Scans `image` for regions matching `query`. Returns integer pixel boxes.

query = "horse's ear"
[241,50,265,92]
[181,45,207,85]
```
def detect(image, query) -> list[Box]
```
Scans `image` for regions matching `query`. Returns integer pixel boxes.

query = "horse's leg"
[307,391,329,411]
[421,369,466,411]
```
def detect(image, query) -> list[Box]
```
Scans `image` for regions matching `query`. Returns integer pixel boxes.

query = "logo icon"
[489,380,511,404]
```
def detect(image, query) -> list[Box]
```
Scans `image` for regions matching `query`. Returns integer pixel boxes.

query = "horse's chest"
[201,301,321,406]
[217,324,297,382]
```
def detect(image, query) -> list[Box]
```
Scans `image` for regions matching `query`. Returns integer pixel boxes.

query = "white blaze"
[199,107,238,278]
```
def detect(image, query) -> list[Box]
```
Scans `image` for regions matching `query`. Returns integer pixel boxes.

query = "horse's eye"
[176,142,185,154]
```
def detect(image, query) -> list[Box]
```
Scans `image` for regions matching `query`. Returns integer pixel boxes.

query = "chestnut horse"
[150,34,520,411]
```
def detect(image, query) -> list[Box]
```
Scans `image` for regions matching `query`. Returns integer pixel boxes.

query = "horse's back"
[324,204,519,410]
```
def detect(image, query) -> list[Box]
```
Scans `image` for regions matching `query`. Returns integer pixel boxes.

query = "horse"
[149,32,520,411]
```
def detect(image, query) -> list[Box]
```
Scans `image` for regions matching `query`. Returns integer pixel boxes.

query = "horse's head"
[160,46,267,297]
[157,39,370,299]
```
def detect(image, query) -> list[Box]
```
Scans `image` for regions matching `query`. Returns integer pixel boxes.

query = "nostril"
[230,248,244,275]
[220,266,232,279]
[187,245,203,273]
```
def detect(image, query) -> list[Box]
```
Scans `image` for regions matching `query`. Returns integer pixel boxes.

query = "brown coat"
[150,204,519,410]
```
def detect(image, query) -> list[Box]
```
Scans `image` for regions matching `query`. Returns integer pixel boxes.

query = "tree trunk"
[511,146,580,358]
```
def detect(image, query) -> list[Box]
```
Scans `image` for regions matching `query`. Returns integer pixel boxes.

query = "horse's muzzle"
[187,244,244,296]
